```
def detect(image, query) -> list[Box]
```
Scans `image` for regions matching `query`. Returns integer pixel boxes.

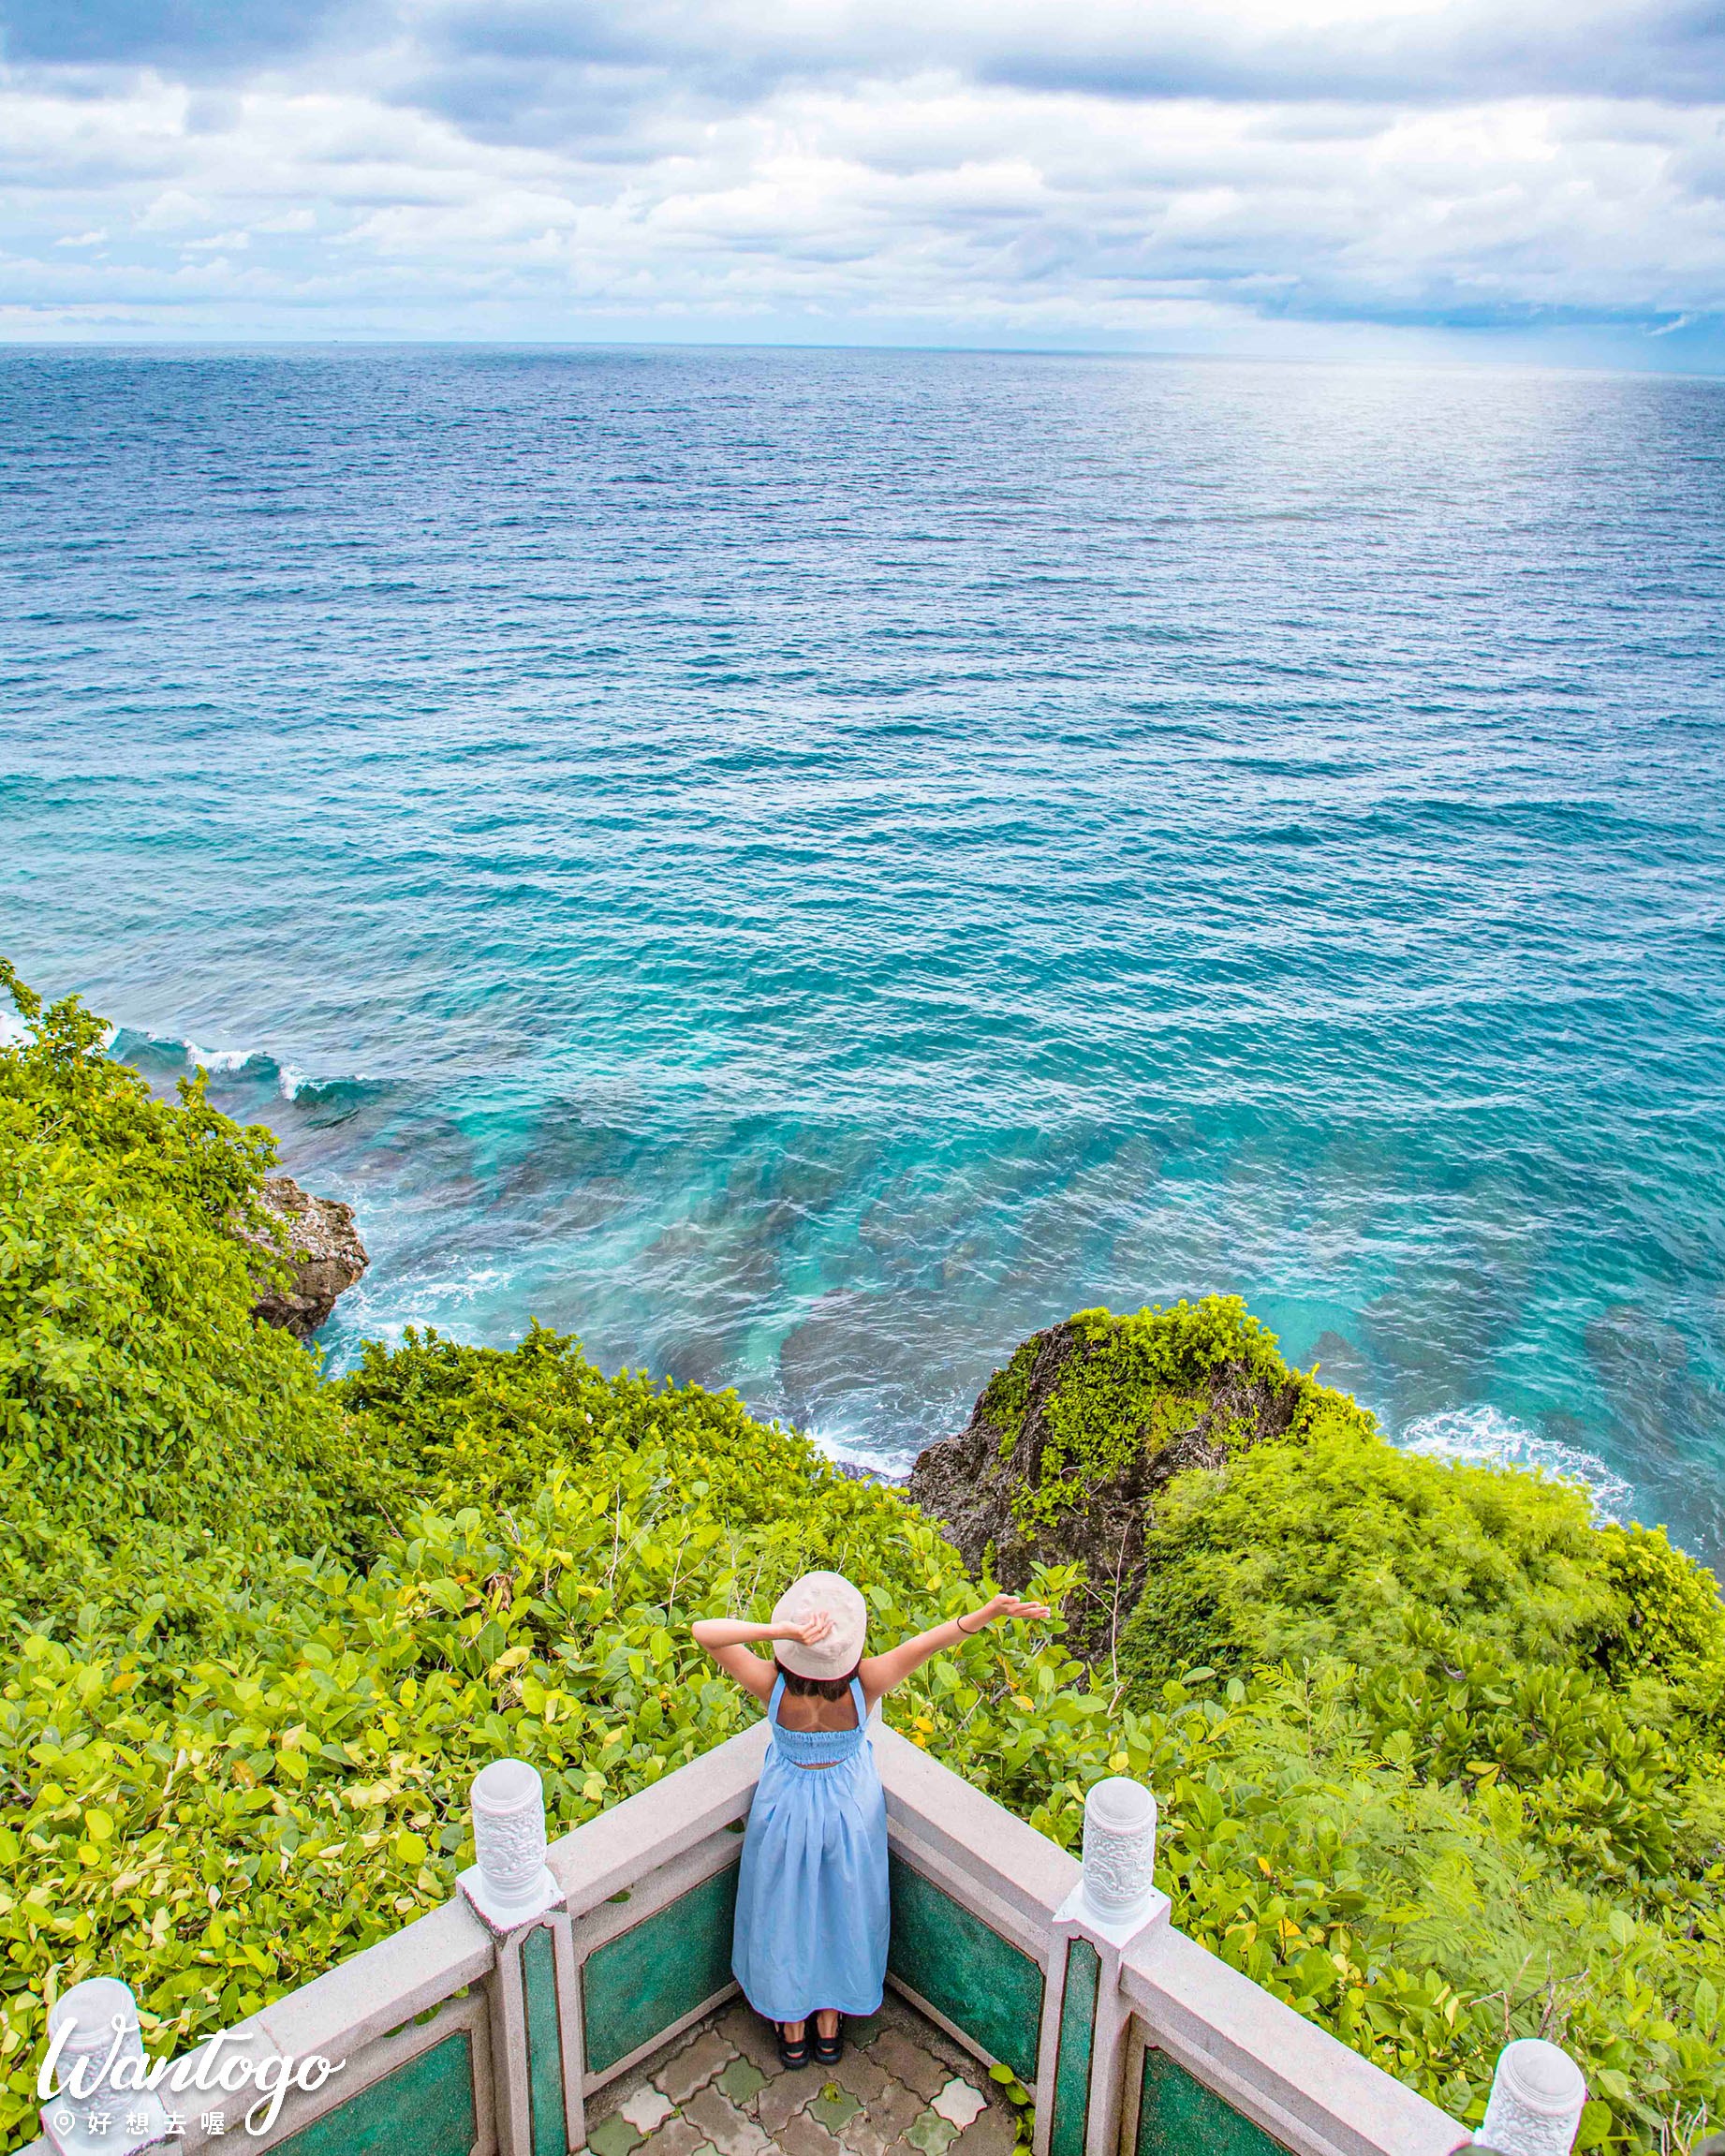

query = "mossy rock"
[907,1296,1366,1656]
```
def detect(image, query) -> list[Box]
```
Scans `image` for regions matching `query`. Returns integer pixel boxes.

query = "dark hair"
[774,1658,862,1702]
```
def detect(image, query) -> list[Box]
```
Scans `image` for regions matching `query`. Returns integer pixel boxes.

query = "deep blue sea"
[4,347,1723,1556]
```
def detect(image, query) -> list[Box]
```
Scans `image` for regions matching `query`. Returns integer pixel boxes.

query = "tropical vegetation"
[1,964,1718,2154]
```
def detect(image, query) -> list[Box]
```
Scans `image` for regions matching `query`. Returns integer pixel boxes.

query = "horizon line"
[3,330,1723,383]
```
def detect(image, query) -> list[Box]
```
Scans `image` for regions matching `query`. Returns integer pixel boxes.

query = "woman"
[693,1570,1050,2067]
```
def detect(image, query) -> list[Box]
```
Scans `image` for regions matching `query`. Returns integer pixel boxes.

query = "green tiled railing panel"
[583,1862,741,2075]
[524,1922,568,2156]
[269,2030,477,2156]
[887,1856,1043,2086]
[1049,1937,1099,2156]
[1136,2045,1292,2156]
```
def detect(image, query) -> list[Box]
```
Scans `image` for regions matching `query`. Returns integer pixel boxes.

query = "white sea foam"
[1398,1405,1631,1522]
[181,1041,344,1100]
[184,1040,255,1073]
[331,1263,508,1331]
[122,1027,376,1104]
[807,1426,914,1485]
[279,1062,390,1102]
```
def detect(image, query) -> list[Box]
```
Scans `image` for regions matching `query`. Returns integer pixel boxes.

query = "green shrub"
[1113,1401,1725,2149]
[1596,1522,1725,1689]
[978,1296,1373,1546]
[0,1407,1075,2145]
[1003,1299,1288,1524]
[0,961,272,1232]
[1118,1414,1623,1681]
[0,968,359,1557]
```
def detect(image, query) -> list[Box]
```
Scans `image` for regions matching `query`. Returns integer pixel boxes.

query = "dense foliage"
[0,960,359,1554]
[1116,1420,1725,2151]
[1122,1416,1642,1678]
[957,1297,1379,1661]
[1,968,1719,2155]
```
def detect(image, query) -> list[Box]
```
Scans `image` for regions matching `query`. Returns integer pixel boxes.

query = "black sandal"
[777,2024,811,2070]
[812,2018,843,2066]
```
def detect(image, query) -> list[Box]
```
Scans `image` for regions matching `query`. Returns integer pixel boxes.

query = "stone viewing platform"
[27,1718,1588,2156]
[583,1993,1017,2156]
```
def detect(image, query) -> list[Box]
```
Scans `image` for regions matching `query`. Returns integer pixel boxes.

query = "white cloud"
[139,185,215,229]
[0,0,1719,358]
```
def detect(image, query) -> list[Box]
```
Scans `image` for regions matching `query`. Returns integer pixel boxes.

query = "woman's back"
[766,1675,869,1770]
[770,1685,861,1733]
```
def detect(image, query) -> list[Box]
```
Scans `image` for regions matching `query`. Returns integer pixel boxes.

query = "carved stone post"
[461,1757,562,1933]
[1080,1778,1159,1933]
[1038,1779,1171,2156]
[459,1759,566,2156]
[39,1977,170,2156]
[1479,2041,1587,2156]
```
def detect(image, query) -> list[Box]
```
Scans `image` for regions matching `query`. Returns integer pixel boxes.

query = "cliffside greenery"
[0,960,358,1554]
[981,1296,1306,1535]
[0,966,1719,2155]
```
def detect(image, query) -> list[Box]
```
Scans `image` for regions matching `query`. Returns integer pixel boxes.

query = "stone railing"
[23,1722,1586,2156]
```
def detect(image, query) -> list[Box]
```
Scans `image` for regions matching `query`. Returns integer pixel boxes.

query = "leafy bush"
[0,967,356,1552]
[935,1296,1377,1661]
[1110,1401,1725,2149]
[1117,1414,1625,1679]
[1596,1523,1725,1688]
[0,1440,947,2122]
[980,1297,1318,1536]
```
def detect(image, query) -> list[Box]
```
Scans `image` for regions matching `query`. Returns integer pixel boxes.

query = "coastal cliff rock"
[907,1300,1312,1657]
[245,1174,369,1338]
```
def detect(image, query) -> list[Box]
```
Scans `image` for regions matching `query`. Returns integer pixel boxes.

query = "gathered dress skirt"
[731,1675,890,2023]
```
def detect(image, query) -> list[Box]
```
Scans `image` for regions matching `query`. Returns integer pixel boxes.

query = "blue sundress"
[731,1674,890,2023]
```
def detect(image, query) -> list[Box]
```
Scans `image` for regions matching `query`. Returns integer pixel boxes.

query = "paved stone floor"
[585,1993,1024,2156]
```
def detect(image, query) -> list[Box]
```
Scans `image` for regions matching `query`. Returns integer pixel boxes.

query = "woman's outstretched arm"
[859,1593,1050,1705]
[692,1612,833,1704]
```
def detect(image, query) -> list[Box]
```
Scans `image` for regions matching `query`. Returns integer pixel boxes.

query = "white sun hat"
[771,1570,868,1680]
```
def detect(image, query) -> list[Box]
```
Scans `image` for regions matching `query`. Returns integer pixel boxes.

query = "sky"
[1,0,1722,362]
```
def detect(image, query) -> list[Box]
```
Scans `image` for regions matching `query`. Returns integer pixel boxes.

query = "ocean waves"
[109,1027,392,1113]
[3,347,1722,1558]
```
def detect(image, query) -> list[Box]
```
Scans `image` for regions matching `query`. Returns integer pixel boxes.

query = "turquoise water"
[4,347,1723,1552]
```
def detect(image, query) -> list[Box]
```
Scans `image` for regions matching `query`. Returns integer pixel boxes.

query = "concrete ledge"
[24,1923,498,2156]
[1122,1927,1467,2156]
[548,1723,769,1919]
[256,1897,494,2063]
[568,1824,744,1958]
[874,1725,1080,1927]
[888,1815,1054,1964]
[251,1989,494,2156]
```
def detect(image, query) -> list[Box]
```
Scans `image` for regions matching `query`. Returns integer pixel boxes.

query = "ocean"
[4,345,1722,1556]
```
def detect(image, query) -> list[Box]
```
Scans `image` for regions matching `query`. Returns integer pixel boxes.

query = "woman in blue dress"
[694,1571,1049,2067]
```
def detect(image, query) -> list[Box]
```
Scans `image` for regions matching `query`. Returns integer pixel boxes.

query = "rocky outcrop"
[907,1311,1307,1659]
[244,1175,369,1338]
